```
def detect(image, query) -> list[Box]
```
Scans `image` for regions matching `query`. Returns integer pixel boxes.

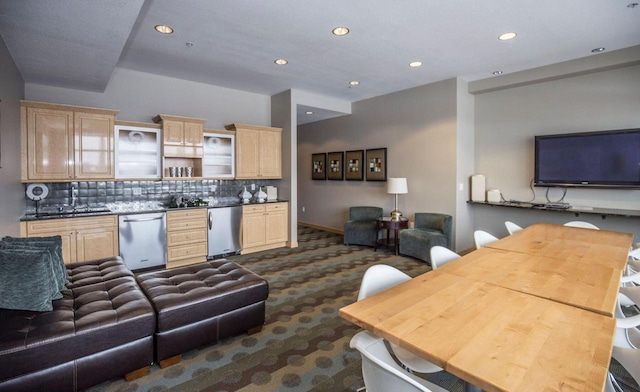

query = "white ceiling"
[1,0,639,123]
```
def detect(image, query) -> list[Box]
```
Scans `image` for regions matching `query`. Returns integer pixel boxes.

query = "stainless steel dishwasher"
[208,206,242,258]
[119,212,167,271]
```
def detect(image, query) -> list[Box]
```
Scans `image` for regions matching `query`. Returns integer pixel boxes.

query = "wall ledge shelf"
[468,201,640,219]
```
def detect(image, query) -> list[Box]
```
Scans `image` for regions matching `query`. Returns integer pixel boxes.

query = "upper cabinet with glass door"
[202,130,235,179]
[114,122,162,179]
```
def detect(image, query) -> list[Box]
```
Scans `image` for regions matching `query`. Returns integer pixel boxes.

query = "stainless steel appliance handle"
[123,216,163,223]
[208,211,213,230]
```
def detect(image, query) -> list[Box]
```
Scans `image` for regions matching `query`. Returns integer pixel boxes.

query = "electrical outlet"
[302,206,306,212]
[251,184,255,191]
[133,187,142,196]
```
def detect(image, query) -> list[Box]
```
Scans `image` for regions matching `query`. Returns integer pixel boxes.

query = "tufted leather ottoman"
[136,260,269,367]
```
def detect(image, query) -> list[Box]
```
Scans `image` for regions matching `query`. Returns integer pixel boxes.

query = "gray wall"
[298,78,461,247]
[271,90,296,245]
[455,79,476,250]
[0,36,25,236]
[25,68,271,129]
[473,63,640,241]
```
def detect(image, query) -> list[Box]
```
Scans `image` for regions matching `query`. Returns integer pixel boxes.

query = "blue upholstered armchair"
[399,213,453,264]
[344,206,383,247]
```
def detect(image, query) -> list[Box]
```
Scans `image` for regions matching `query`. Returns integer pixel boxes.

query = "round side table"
[375,217,409,255]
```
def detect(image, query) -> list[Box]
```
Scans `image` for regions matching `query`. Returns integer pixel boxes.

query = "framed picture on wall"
[312,153,326,180]
[345,150,364,181]
[365,148,387,181]
[327,151,344,180]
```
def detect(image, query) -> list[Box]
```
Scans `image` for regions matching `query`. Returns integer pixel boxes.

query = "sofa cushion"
[1,236,67,294]
[65,257,134,289]
[0,249,57,312]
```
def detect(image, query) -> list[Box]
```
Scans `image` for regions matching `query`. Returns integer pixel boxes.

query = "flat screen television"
[534,129,640,189]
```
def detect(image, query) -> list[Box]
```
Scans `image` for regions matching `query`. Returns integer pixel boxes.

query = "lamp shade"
[387,177,408,194]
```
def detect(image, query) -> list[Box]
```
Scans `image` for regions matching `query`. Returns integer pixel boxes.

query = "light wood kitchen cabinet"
[21,101,117,182]
[154,114,207,179]
[225,123,282,179]
[241,202,288,254]
[74,111,116,179]
[20,215,119,264]
[166,209,208,268]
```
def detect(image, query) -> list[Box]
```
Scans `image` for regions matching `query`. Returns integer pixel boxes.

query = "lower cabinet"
[241,202,288,254]
[19,203,287,265]
[21,215,119,264]
[166,209,208,268]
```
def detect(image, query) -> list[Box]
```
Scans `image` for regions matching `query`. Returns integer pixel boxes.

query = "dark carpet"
[86,226,638,392]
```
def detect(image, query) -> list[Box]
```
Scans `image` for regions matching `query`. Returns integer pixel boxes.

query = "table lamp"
[387,177,408,221]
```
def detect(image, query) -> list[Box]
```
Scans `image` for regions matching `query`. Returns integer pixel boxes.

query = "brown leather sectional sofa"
[0,257,269,392]
[0,257,155,392]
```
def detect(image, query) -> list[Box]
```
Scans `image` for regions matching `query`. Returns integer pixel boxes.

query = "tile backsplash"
[24,179,277,213]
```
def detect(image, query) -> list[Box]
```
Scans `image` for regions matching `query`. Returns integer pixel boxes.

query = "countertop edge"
[21,200,289,221]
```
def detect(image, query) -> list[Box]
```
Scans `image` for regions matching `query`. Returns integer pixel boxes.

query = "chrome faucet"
[71,186,78,208]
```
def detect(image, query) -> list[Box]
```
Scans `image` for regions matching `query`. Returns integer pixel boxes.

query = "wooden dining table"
[339,223,633,392]
[443,247,621,316]
[484,223,630,271]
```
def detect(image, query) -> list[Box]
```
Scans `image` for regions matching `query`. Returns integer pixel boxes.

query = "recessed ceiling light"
[154,25,174,34]
[498,32,517,41]
[332,27,350,36]
[349,80,360,86]
[409,61,423,68]
[591,47,605,53]
[274,59,288,65]
[492,71,503,75]
[305,111,313,115]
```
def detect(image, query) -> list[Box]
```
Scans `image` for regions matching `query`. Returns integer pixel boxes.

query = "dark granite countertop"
[21,199,288,221]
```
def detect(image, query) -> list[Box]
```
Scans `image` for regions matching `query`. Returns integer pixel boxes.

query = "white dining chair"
[626,248,640,276]
[613,292,640,349]
[473,230,499,249]
[605,346,640,392]
[357,264,412,301]
[429,246,460,270]
[564,221,600,230]
[350,330,448,392]
[504,221,523,235]
[357,265,443,374]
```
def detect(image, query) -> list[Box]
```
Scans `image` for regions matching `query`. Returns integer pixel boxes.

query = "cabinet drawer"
[167,218,206,231]
[266,202,287,212]
[167,228,207,246]
[167,242,207,262]
[167,208,207,223]
[243,204,266,214]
